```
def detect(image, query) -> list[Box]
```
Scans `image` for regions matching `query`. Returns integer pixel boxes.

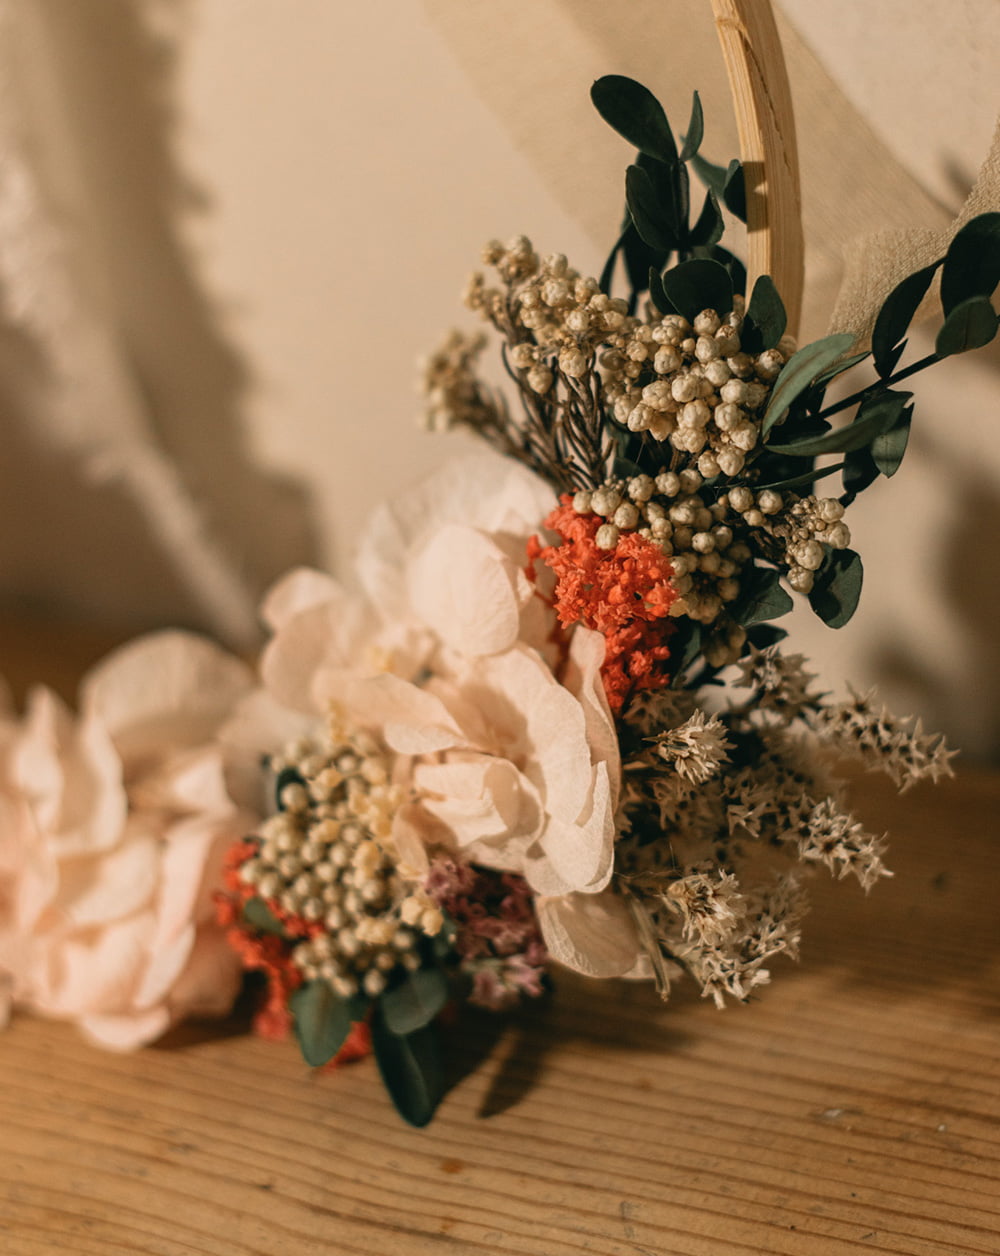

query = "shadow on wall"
[0,0,318,642]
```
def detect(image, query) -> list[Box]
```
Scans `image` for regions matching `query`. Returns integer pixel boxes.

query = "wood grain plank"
[2,618,998,1254]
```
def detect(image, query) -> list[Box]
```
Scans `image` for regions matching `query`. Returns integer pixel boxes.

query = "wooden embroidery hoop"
[711,0,804,339]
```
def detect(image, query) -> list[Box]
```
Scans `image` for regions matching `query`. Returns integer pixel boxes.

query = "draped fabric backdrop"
[1,0,998,754]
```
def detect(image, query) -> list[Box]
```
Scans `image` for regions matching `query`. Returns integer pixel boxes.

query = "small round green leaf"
[744,274,787,353]
[290,981,357,1068]
[591,76,677,164]
[381,967,449,1037]
[371,1009,446,1128]
[660,257,733,321]
[732,566,794,627]
[808,549,863,629]
[242,897,286,937]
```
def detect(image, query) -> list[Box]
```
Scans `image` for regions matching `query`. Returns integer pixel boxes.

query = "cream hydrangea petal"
[219,689,317,813]
[358,452,556,619]
[339,673,467,754]
[406,524,523,657]
[260,593,364,714]
[260,567,343,632]
[414,757,541,846]
[535,890,642,978]
[563,627,620,805]
[81,632,253,759]
[471,647,592,824]
[529,761,615,896]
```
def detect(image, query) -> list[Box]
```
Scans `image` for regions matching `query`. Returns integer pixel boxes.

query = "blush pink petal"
[167,927,242,1022]
[260,567,343,632]
[81,632,254,760]
[55,829,161,927]
[13,689,127,859]
[80,1006,172,1052]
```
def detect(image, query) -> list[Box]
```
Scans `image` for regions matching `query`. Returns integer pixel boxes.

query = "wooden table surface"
[1,621,998,1255]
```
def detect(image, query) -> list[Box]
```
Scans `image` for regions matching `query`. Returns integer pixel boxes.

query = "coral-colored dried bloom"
[529,499,678,710]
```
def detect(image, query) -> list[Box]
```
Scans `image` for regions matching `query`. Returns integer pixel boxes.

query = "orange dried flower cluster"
[529,497,678,710]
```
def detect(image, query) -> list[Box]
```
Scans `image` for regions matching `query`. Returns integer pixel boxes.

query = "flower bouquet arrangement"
[1,71,997,1127]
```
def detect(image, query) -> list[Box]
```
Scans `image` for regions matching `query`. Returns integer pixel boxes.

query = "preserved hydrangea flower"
[0,633,255,1049]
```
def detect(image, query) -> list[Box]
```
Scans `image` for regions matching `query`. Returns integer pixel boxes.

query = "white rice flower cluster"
[809,688,957,791]
[420,328,493,434]
[466,239,628,391]
[601,304,787,479]
[723,488,852,594]
[238,725,440,1000]
[615,648,938,1005]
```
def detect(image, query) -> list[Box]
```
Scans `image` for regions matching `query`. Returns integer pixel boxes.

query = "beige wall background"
[1,0,999,755]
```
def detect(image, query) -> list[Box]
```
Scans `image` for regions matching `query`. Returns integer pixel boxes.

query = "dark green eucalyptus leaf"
[709,245,747,299]
[723,159,747,223]
[371,1008,446,1128]
[622,221,667,305]
[940,212,1000,315]
[290,981,355,1068]
[767,388,911,457]
[598,226,628,295]
[661,257,733,321]
[762,333,857,435]
[242,896,286,937]
[870,402,913,477]
[744,274,787,353]
[750,460,846,492]
[647,266,675,316]
[679,90,704,162]
[812,350,870,389]
[808,548,863,628]
[626,164,677,252]
[935,293,999,357]
[871,260,941,377]
[842,447,879,497]
[688,151,727,196]
[732,566,793,627]
[669,623,703,686]
[745,623,789,651]
[381,967,449,1037]
[687,189,725,249]
[591,75,677,163]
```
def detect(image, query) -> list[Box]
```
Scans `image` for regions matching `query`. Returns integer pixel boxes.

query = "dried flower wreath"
[1,76,996,1127]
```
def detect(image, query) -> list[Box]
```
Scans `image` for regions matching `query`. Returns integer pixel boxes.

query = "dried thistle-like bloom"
[810,687,956,790]
[653,711,732,785]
